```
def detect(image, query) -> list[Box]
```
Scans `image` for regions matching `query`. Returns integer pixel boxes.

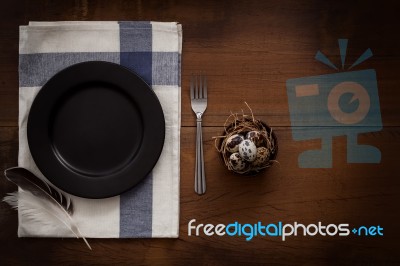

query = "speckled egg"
[238,139,257,162]
[246,131,263,146]
[252,147,270,167]
[225,134,244,153]
[229,153,247,171]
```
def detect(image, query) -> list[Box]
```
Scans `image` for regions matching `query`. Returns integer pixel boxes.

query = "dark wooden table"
[1,0,400,265]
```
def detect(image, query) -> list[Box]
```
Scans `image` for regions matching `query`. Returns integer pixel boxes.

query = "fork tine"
[190,75,194,99]
[195,76,199,99]
[199,74,203,98]
[203,75,207,98]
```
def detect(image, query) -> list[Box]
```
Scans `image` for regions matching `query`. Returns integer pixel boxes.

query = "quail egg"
[225,134,244,153]
[246,131,263,146]
[252,147,270,167]
[229,153,247,171]
[238,139,257,162]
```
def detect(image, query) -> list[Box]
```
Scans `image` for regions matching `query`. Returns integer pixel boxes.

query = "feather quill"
[3,167,91,250]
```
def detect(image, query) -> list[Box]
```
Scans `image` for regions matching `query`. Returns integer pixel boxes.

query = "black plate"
[27,61,165,199]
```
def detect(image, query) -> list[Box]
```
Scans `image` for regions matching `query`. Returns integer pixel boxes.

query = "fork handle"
[195,117,206,195]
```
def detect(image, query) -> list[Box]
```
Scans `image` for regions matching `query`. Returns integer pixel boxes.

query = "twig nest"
[214,104,278,175]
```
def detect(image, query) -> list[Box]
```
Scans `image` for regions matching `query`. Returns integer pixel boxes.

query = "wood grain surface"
[1,0,400,265]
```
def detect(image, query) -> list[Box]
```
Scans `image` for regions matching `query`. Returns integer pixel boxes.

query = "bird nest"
[213,104,278,175]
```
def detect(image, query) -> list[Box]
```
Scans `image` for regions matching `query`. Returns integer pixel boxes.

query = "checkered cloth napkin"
[18,21,181,238]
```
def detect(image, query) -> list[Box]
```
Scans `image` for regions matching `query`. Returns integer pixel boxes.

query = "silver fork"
[190,74,207,195]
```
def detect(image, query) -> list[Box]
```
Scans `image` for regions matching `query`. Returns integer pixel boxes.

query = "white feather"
[3,191,91,250]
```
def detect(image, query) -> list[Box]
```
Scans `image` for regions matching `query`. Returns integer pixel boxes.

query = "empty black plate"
[27,61,165,198]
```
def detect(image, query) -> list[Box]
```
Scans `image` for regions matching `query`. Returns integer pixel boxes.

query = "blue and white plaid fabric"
[18,21,181,238]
